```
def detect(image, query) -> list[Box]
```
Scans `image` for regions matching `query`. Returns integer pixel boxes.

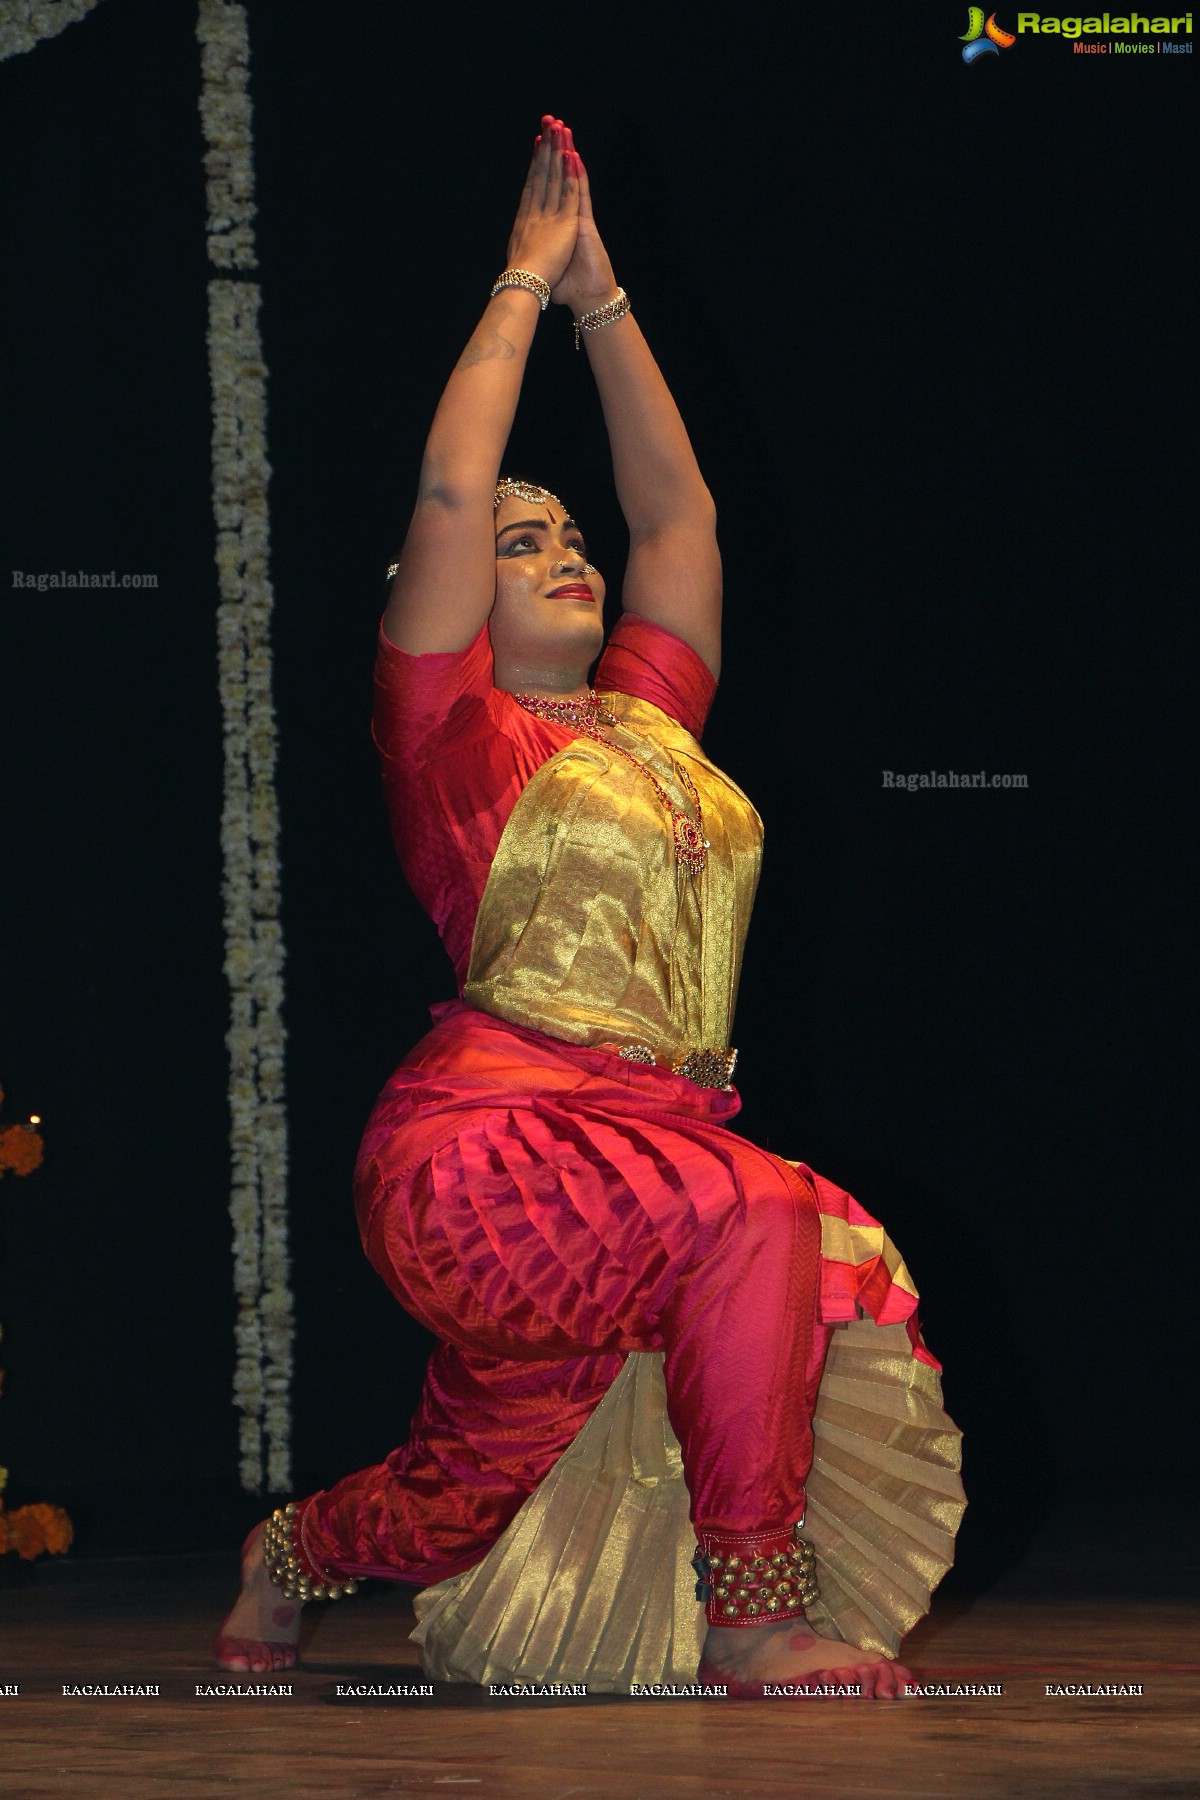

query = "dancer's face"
[491,493,606,687]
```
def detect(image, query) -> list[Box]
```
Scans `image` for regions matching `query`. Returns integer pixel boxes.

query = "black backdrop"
[1,1,1192,1594]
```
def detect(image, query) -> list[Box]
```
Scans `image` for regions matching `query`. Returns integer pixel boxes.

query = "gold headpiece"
[494,478,564,512]
[386,481,570,580]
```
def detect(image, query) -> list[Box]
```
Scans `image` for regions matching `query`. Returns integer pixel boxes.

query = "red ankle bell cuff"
[262,1500,360,1602]
[691,1523,819,1628]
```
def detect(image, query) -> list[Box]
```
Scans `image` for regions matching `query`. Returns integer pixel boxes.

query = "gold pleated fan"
[412,1320,966,1691]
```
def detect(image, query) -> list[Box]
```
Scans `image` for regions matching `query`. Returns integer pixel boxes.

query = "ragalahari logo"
[960,8,1017,57]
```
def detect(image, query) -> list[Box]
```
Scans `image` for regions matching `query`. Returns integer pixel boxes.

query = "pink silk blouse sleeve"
[371,620,533,990]
[594,612,717,740]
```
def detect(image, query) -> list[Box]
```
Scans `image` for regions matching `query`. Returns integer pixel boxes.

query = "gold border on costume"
[413,1326,965,1691]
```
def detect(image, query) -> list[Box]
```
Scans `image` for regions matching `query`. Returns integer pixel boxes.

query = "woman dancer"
[215,117,961,1697]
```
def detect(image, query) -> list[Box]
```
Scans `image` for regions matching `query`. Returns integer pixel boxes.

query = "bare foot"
[700,1618,916,1699]
[212,1523,303,1673]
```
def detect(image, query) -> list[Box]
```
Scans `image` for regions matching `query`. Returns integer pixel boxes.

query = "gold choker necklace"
[513,689,709,876]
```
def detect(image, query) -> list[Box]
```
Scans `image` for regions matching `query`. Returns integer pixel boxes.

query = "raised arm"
[553,130,722,679]
[383,122,580,655]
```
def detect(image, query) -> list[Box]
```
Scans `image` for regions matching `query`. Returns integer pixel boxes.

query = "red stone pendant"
[673,814,709,875]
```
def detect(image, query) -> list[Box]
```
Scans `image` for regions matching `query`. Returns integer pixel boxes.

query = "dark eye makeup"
[497,531,588,558]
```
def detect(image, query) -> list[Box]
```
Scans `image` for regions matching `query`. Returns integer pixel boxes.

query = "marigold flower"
[3,1507,45,1560]
[0,1124,43,1179]
[2,1502,73,1560]
[33,1503,74,1555]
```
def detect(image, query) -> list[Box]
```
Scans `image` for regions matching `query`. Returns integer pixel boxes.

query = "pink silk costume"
[300,611,932,1592]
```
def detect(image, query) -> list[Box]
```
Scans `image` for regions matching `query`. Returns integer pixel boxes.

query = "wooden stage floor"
[2,1554,1197,1799]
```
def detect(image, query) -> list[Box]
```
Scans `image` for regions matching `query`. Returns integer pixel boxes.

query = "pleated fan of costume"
[412,1318,966,1691]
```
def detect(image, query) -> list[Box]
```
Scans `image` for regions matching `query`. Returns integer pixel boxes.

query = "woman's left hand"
[547,122,620,318]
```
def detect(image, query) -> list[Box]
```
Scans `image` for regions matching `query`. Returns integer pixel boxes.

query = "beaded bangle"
[262,1501,360,1602]
[574,287,630,350]
[490,267,551,311]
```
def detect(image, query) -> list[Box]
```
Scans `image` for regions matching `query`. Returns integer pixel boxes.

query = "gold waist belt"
[615,1044,739,1091]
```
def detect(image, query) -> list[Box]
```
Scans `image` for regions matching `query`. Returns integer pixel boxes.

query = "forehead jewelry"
[387,483,584,581]
[386,482,574,580]
[494,478,564,512]
[512,690,709,876]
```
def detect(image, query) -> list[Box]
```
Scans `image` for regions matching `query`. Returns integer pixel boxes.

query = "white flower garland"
[198,0,292,1492]
[0,0,104,63]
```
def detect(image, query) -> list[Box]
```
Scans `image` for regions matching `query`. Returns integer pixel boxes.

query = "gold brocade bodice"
[462,692,764,1060]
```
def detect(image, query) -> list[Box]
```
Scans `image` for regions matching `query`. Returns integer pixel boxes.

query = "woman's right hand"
[505,117,579,290]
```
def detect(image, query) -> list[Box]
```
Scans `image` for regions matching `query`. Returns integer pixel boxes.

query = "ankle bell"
[692,1521,819,1628]
[261,1501,361,1603]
